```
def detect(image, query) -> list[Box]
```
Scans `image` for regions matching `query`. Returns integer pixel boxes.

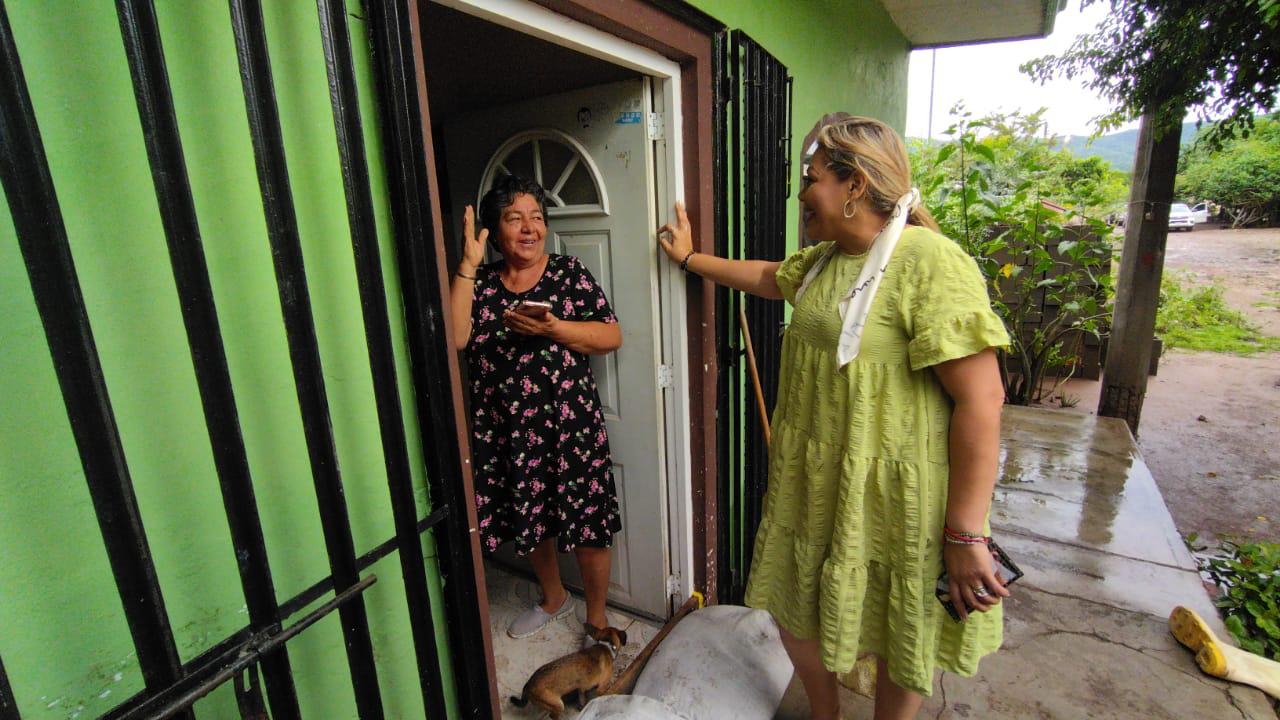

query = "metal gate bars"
[0,0,489,717]
[713,30,792,605]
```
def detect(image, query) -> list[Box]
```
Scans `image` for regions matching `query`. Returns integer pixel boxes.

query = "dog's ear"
[584,622,602,638]
[617,629,628,648]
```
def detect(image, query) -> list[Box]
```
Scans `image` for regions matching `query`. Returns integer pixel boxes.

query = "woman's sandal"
[1169,605,1280,699]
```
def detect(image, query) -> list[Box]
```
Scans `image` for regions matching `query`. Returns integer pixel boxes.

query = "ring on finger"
[972,586,990,598]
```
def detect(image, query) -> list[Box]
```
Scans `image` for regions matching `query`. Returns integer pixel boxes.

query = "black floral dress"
[467,253,623,555]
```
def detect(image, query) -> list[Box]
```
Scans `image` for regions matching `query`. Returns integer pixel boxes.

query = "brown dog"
[509,624,627,718]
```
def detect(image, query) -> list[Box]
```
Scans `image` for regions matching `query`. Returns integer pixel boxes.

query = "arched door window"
[478,129,609,217]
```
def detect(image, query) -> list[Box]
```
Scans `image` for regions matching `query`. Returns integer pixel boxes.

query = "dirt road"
[1059,226,1280,544]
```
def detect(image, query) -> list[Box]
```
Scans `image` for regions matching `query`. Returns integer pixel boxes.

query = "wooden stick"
[602,594,702,696]
[738,305,772,448]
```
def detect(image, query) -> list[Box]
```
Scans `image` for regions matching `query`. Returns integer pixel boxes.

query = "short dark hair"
[478,174,548,242]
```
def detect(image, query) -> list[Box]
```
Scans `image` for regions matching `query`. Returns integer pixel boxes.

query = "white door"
[444,78,669,618]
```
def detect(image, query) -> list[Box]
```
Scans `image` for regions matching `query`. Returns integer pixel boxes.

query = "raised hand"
[656,201,693,264]
[462,204,488,271]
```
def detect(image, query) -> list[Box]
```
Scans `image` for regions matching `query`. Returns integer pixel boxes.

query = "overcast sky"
[905,2,1138,140]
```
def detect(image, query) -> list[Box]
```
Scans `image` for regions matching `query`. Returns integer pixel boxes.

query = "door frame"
[441,74,678,617]
[437,0,696,609]
[406,0,720,714]
[428,0,715,603]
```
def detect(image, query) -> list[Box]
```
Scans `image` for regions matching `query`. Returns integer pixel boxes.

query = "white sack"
[576,694,685,720]
[629,605,793,720]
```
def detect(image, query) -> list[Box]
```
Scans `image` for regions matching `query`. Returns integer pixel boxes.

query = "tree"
[1178,116,1280,227]
[1019,0,1280,432]
[1023,0,1280,149]
[1054,155,1129,219]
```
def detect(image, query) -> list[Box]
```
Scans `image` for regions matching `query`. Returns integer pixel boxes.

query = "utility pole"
[927,49,937,141]
[1098,105,1183,434]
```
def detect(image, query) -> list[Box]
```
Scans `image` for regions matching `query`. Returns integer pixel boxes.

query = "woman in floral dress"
[658,117,1011,720]
[449,174,622,639]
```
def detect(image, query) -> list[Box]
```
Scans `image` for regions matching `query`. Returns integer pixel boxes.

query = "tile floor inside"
[485,562,661,719]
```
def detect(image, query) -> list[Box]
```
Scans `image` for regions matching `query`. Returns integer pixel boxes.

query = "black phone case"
[934,540,1023,622]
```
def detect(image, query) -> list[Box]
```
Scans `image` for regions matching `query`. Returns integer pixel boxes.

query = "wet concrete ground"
[1056,226,1280,545]
[776,405,1275,719]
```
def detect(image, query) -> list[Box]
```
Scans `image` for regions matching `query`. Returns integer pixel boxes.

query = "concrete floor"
[485,562,660,719]
[775,405,1276,719]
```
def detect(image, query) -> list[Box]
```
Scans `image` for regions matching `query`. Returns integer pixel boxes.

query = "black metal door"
[714,29,792,605]
[0,1,489,717]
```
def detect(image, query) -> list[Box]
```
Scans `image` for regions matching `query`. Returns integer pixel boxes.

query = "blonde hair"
[815,115,939,232]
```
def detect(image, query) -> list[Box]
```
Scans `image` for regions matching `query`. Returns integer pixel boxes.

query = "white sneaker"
[507,593,574,639]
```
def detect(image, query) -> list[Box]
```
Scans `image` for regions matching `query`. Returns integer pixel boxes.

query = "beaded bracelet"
[679,250,697,272]
[943,526,989,545]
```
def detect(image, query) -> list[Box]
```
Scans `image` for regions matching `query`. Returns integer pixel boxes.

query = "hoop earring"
[843,196,859,219]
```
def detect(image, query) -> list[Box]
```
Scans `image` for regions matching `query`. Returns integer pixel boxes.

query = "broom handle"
[738,305,772,448]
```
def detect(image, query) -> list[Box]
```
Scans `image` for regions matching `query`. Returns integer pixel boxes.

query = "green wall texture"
[2,1,910,718]
[0,2,455,718]
[689,0,911,255]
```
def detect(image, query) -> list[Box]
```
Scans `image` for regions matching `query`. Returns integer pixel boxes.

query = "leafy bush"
[1156,272,1280,354]
[1199,539,1280,661]
[911,108,1118,404]
[1178,116,1280,228]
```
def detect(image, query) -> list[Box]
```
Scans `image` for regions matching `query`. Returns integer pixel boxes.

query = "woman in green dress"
[657,116,1011,719]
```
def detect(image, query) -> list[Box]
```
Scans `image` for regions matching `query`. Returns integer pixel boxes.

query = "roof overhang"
[881,0,1067,49]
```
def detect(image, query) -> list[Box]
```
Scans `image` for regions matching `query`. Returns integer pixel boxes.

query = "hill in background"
[1062,122,1200,172]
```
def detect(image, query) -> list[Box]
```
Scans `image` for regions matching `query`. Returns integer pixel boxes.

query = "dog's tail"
[509,694,528,708]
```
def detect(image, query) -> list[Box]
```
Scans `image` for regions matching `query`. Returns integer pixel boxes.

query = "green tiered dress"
[743,225,1009,695]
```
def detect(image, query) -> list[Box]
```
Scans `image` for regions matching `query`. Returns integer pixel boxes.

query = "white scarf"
[793,188,921,368]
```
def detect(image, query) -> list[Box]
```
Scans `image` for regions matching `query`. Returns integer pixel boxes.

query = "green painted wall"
[1,2,455,718]
[688,0,911,254]
[2,1,911,716]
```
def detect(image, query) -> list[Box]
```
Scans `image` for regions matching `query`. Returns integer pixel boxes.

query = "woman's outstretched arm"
[658,201,783,300]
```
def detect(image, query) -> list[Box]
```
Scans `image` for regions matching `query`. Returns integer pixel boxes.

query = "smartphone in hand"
[935,540,1023,622]
[512,299,553,318]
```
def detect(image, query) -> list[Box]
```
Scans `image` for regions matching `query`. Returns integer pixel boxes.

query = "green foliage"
[1156,272,1280,354]
[912,107,1130,219]
[1199,539,1280,662]
[1259,0,1280,25]
[1178,117,1280,228]
[1022,1,1280,148]
[910,108,1117,405]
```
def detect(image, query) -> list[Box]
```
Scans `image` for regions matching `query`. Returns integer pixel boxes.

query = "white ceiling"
[880,0,1065,48]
